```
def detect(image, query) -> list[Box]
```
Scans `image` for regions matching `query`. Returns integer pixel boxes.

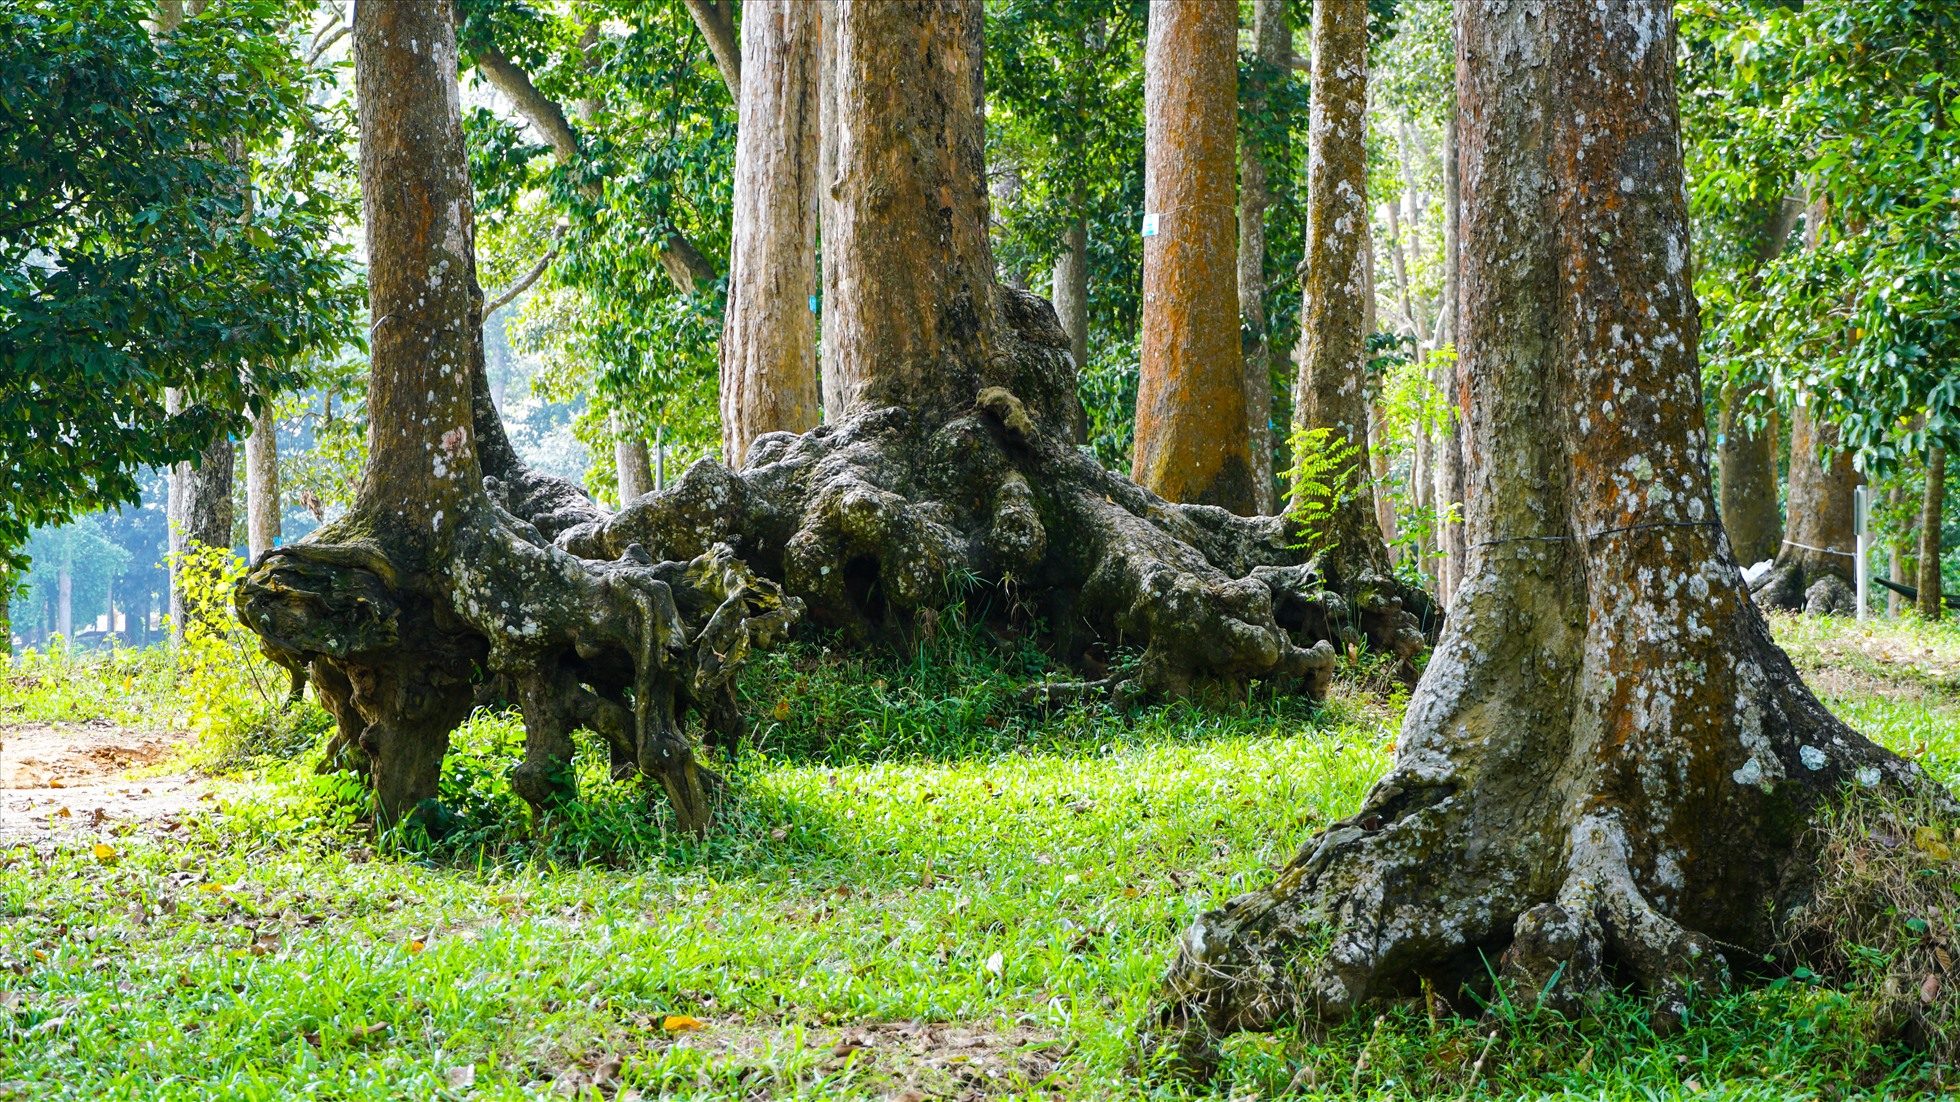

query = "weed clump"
[1784,786,1960,1072]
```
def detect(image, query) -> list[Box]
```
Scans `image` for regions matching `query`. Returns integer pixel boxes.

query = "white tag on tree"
[1141,212,1160,237]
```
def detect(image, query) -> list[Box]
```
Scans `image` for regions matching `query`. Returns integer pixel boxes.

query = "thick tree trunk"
[817,0,841,421]
[246,402,280,559]
[1754,401,1859,615]
[238,0,792,835]
[1237,0,1289,516]
[1133,0,1256,516]
[1718,385,1781,566]
[720,0,821,469]
[1148,1,1932,1072]
[1291,0,1392,587]
[822,0,996,421]
[1919,447,1946,620]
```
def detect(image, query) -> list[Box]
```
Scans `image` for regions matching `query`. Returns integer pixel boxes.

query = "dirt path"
[0,721,215,842]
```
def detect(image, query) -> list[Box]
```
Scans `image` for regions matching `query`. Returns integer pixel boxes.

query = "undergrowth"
[2,611,1958,1097]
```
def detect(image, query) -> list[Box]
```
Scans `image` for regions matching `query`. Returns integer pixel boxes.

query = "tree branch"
[484,235,562,318]
[473,44,719,294]
[306,21,350,65]
[682,0,741,101]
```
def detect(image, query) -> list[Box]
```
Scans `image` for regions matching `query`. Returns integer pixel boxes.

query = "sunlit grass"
[0,612,1954,1098]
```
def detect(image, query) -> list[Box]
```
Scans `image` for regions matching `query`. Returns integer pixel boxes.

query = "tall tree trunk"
[1718,387,1781,566]
[1717,194,1799,569]
[817,0,841,421]
[238,0,793,833]
[0,578,10,657]
[1292,0,1393,588]
[166,389,189,643]
[721,0,821,469]
[1919,447,1946,620]
[1237,0,1289,516]
[1436,110,1466,607]
[613,413,652,503]
[246,402,280,559]
[56,563,71,643]
[1149,1,1930,1071]
[1754,401,1859,614]
[1052,203,1088,380]
[1133,0,1256,516]
[822,0,997,420]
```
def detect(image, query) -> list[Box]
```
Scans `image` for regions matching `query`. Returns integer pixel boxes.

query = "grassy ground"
[0,611,1957,1099]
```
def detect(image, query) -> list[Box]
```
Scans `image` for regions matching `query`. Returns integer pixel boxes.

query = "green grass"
[1,613,1957,1099]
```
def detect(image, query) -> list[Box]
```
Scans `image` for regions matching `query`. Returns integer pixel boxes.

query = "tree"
[1131,0,1255,516]
[1919,447,1946,619]
[242,0,1430,841]
[1146,1,1932,1071]
[246,407,280,559]
[1714,194,1800,568]
[236,0,793,834]
[720,0,821,469]
[1756,399,1860,615]
[1236,0,1290,516]
[1289,0,1409,622]
[0,0,359,575]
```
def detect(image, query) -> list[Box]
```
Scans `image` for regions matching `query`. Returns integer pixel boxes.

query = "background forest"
[8,0,1955,647]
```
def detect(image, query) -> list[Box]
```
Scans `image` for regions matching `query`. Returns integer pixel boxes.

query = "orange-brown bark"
[720,0,821,467]
[1132,0,1255,516]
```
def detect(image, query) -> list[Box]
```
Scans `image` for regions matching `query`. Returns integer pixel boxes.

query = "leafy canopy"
[0,0,362,572]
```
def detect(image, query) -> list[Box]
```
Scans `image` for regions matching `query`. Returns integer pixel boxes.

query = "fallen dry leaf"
[443,1065,474,1088]
[661,1014,705,1033]
[1923,973,1942,1005]
[91,844,118,865]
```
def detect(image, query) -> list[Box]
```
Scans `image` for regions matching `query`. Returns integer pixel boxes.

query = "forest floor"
[0,609,1956,1100]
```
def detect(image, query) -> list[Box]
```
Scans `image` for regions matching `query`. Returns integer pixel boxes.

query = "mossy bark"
[1145,2,1939,1074]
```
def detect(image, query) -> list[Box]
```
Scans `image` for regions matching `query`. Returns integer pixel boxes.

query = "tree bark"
[1919,447,1946,620]
[1052,203,1089,383]
[681,0,741,101]
[1133,0,1256,516]
[237,0,793,835]
[1754,401,1859,615]
[1148,1,1932,1071]
[246,402,280,559]
[721,0,821,469]
[1436,109,1467,607]
[821,0,997,421]
[1718,386,1781,566]
[56,563,71,644]
[1237,0,1289,516]
[613,412,652,503]
[1292,0,1396,592]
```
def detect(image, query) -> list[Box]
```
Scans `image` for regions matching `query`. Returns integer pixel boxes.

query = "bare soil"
[0,721,214,841]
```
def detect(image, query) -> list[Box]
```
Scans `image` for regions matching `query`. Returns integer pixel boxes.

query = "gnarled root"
[1752,559,1857,616]
[236,502,801,836]
[1142,549,1933,1077]
[557,292,1415,703]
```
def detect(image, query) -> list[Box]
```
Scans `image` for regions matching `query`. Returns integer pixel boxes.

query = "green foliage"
[1682,0,1960,470]
[1079,334,1141,474]
[169,540,312,763]
[0,0,363,572]
[0,637,174,726]
[11,518,132,646]
[458,0,734,463]
[1282,425,1362,559]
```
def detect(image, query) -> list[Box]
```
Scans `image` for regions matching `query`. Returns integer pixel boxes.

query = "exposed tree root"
[557,289,1425,704]
[1753,559,1857,617]
[1142,540,1935,1078]
[236,501,800,834]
